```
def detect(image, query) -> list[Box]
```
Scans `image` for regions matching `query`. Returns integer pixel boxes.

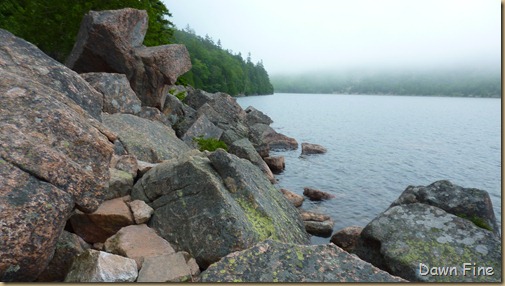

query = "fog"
[164,0,500,75]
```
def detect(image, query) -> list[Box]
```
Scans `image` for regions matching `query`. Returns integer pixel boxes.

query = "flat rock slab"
[102,113,190,163]
[201,239,406,282]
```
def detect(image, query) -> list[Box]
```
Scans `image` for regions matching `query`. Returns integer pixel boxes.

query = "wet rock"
[102,113,190,163]
[229,138,276,183]
[303,187,335,201]
[127,200,154,224]
[107,168,134,200]
[64,249,138,282]
[69,197,135,243]
[104,224,175,269]
[131,149,309,269]
[330,226,363,253]
[36,231,91,282]
[352,203,502,282]
[81,72,142,114]
[201,239,406,282]
[280,189,304,207]
[390,180,500,236]
[301,142,327,155]
[263,156,285,174]
[137,252,193,282]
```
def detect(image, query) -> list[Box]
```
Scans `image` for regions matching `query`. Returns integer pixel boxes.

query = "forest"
[0,0,274,96]
[271,67,501,98]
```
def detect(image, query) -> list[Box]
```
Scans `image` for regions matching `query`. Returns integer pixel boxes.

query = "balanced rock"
[201,239,406,282]
[303,187,335,201]
[301,143,327,155]
[132,149,309,269]
[0,29,113,281]
[64,249,138,282]
[352,203,502,282]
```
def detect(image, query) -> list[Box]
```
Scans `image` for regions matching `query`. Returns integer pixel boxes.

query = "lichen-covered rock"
[131,149,309,269]
[301,142,327,155]
[201,239,406,282]
[64,249,138,282]
[36,231,91,282]
[390,180,500,236]
[352,203,502,282]
[107,168,134,200]
[81,72,142,115]
[104,224,175,268]
[69,197,134,243]
[102,113,190,163]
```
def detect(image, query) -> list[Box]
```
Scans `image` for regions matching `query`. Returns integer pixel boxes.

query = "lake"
[237,93,502,244]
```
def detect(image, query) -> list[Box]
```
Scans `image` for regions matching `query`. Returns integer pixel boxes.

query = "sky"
[163,0,501,75]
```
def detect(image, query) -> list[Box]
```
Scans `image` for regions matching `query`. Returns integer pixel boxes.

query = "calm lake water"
[237,93,502,244]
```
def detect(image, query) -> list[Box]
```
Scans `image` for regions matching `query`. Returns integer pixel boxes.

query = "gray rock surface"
[107,168,134,200]
[228,138,275,183]
[136,252,193,282]
[249,123,298,151]
[181,114,223,148]
[102,113,190,163]
[390,180,500,236]
[201,239,406,282]
[352,203,502,282]
[131,149,309,269]
[244,106,273,126]
[64,249,138,282]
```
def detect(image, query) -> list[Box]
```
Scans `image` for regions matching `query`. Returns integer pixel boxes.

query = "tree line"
[173,27,274,96]
[271,68,501,98]
[0,1,274,96]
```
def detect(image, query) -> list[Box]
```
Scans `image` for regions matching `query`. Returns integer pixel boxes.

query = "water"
[237,93,502,244]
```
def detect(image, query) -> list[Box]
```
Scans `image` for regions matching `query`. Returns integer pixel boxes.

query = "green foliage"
[173,28,274,96]
[193,136,228,152]
[271,68,501,98]
[0,0,174,63]
[456,213,493,232]
[168,88,187,101]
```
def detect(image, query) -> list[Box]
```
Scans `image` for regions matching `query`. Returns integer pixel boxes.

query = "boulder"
[229,138,275,183]
[131,149,309,269]
[0,29,103,120]
[330,226,363,253]
[127,200,154,224]
[301,143,327,155]
[64,249,138,282]
[136,106,173,127]
[181,114,224,148]
[0,29,113,281]
[36,231,91,282]
[201,239,406,282]
[80,72,142,114]
[102,113,191,163]
[163,88,187,126]
[69,197,135,243]
[303,187,335,201]
[249,123,298,151]
[280,189,304,207]
[104,224,175,269]
[183,88,215,110]
[110,154,139,179]
[136,253,193,282]
[107,168,134,200]
[390,180,500,236]
[66,8,191,109]
[263,156,285,174]
[352,203,502,282]
[244,106,273,126]
[304,220,334,237]
[137,160,157,178]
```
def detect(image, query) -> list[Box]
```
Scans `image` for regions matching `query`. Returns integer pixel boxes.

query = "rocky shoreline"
[0,8,501,282]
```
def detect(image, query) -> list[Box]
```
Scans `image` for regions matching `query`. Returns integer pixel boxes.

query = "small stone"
[127,200,154,224]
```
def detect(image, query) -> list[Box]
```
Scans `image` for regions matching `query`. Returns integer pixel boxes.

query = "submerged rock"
[201,239,406,282]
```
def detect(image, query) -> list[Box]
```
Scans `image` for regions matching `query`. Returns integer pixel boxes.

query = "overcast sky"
[164,0,500,75]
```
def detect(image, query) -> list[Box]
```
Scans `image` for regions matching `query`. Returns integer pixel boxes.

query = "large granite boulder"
[390,180,500,236]
[102,113,191,163]
[131,149,309,269]
[0,29,103,120]
[352,203,502,282]
[228,138,275,183]
[249,123,298,151]
[244,106,273,126]
[81,72,142,115]
[0,29,114,281]
[201,239,406,282]
[66,8,191,109]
